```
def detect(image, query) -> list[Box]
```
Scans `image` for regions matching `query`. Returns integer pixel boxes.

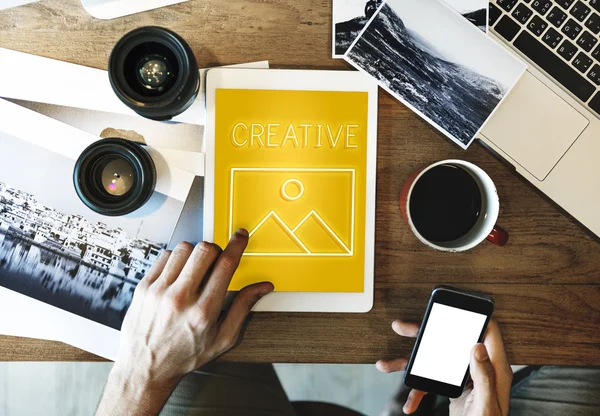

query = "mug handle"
[487,225,509,246]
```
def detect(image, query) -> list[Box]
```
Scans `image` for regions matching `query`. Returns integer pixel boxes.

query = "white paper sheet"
[0,47,269,126]
[0,49,268,176]
[0,0,39,10]
[81,0,187,19]
[147,148,205,177]
[0,0,184,17]
[7,98,207,176]
[0,98,194,202]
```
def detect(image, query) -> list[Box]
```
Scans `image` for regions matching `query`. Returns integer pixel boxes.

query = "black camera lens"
[108,26,200,121]
[74,138,156,216]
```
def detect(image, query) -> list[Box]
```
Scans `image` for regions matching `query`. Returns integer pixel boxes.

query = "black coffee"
[409,164,482,243]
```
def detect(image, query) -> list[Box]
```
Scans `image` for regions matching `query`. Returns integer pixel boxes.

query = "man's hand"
[96,229,274,416]
[376,320,512,416]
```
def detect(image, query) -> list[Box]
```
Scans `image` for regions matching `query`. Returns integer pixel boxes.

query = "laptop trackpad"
[480,72,589,181]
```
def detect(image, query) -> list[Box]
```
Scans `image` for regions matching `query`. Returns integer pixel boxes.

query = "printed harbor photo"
[0,131,184,330]
[0,182,164,329]
[344,0,525,148]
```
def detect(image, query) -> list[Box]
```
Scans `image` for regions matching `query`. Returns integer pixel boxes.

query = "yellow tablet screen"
[214,89,368,292]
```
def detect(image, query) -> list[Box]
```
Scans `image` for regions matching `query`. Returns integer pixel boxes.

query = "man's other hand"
[376,320,512,416]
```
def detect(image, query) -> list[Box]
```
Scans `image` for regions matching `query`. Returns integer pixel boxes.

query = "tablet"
[204,68,377,312]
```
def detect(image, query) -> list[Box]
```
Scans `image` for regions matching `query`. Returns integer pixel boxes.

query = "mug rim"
[405,159,499,252]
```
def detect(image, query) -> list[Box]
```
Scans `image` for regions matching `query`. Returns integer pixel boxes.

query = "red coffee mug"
[400,160,508,251]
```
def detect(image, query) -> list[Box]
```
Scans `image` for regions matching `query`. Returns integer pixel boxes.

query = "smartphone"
[404,286,494,398]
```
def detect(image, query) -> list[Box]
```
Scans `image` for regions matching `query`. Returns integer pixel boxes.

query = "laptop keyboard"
[489,0,600,117]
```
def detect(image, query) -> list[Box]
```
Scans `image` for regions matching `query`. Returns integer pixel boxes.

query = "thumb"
[469,343,499,412]
[215,282,274,353]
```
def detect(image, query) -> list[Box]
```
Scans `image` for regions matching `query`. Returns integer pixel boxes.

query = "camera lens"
[108,26,200,121]
[74,138,156,216]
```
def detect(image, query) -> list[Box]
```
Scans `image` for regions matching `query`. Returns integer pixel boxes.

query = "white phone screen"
[410,303,487,386]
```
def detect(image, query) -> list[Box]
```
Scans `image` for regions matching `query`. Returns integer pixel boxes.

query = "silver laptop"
[479,0,600,236]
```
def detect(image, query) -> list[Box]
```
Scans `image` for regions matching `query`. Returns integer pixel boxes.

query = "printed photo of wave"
[333,0,487,57]
[344,0,525,147]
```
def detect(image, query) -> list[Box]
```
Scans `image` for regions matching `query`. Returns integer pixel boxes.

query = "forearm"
[96,364,179,416]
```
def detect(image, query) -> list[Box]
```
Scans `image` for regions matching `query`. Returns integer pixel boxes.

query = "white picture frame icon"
[228,168,356,257]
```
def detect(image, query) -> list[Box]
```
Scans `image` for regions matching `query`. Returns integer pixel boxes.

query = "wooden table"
[0,0,599,365]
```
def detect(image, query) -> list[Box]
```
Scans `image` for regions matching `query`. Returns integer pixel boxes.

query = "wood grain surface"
[0,0,598,364]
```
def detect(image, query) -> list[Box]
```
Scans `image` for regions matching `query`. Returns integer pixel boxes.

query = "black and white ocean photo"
[0,131,185,330]
[344,0,525,147]
[333,0,488,58]
[332,0,383,57]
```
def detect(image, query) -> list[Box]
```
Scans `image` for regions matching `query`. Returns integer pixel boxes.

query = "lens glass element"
[122,42,179,98]
[137,55,171,90]
[100,156,135,197]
